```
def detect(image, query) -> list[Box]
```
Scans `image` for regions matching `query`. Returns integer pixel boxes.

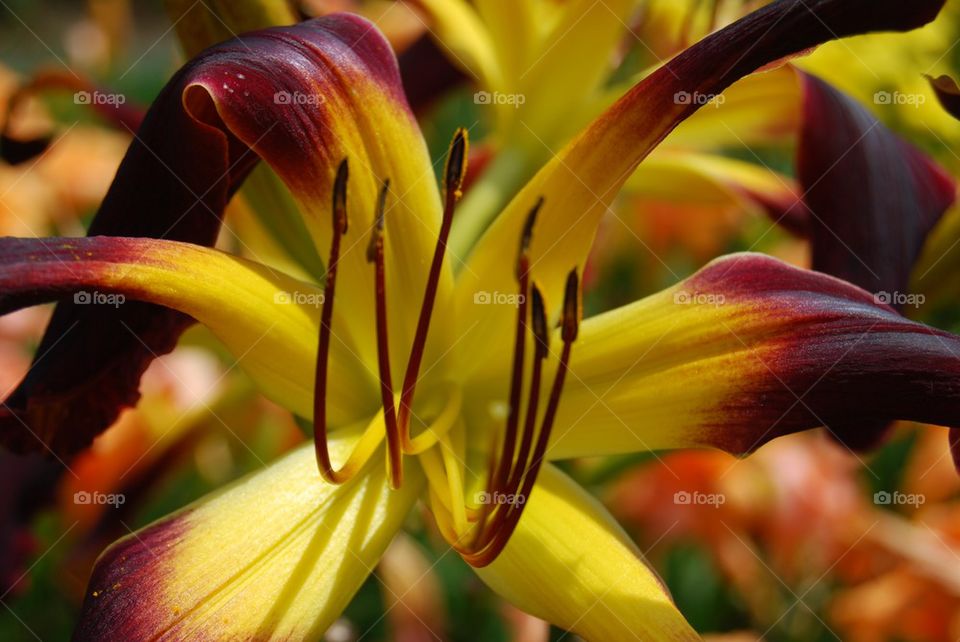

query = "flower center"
[311,129,580,566]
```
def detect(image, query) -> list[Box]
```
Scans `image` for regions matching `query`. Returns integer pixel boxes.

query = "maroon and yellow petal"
[798,71,955,297]
[3,14,443,456]
[75,434,422,641]
[456,0,947,384]
[0,236,376,454]
[536,253,960,460]
[180,13,448,371]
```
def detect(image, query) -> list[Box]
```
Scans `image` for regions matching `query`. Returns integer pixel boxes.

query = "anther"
[516,197,542,279]
[562,269,580,343]
[444,127,469,202]
[530,285,549,358]
[366,178,389,262]
[333,159,349,234]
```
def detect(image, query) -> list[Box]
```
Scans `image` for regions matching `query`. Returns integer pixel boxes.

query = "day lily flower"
[2,1,960,639]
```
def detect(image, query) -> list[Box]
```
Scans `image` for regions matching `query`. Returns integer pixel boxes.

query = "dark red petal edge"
[797,71,956,301]
[688,254,960,454]
[72,514,189,642]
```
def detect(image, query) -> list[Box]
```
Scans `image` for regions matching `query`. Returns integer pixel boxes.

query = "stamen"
[367,179,403,489]
[463,269,580,567]
[314,159,351,483]
[504,283,548,496]
[398,128,469,452]
[489,198,542,497]
[472,283,547,551]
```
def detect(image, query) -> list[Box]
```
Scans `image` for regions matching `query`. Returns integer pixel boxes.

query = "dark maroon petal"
[797,72,955,301]
[0,59,258,457]
[927,74,960,120]
[398,35,466,113]
[0,80,250,456]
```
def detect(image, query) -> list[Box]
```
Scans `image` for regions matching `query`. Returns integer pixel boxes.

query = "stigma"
[310,129,580,566]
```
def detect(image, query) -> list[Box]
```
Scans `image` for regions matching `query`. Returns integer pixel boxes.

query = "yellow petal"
[0,236,377,425]
[504,0,639,149]
[626,149,799,214]
[473,464,699,641]
[537,254,960,459]
[76,432,422,641]
[188,15,450,370]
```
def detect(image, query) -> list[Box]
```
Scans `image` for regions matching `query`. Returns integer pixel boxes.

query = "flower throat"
[311,129,580,566]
